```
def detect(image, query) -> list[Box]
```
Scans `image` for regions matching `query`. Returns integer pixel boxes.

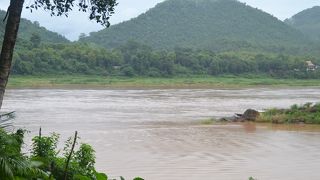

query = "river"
[3,87,320,180]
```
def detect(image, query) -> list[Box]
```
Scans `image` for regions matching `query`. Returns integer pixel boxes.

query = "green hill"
[81,0,310,53]
[285,6,320,41]
[0,10,69,44]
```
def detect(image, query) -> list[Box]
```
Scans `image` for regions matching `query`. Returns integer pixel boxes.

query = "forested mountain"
[0,10,69,44]
[0,2,318,79]
[81,0,310,53]
[285,6,320,41]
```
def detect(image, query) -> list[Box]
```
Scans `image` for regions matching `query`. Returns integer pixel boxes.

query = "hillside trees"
[0,10,69,44]
[0,0,117,109]
[30,33,41,48]
[285,6,320,41]
[9,40,320,79]
[81,0,310,53]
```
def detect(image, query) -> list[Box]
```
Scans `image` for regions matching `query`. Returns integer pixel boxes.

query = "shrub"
[0,128,143,180]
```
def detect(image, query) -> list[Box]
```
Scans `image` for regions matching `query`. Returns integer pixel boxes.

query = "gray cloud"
[0,0,319,41]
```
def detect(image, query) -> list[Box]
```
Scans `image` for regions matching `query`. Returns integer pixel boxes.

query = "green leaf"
[73,174,91,180]
[95,172,108,180]
[0,157,14,179]
[133,177,144,180]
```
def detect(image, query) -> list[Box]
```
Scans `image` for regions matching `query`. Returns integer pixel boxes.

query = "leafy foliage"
[0,127,145,180]
[32,133,59,165]
[0,129,47,180]
[30,132,103,179]
[0,128,117,179]
[133,178,144,180]
[28,130,142,180]
[26,0,117,27]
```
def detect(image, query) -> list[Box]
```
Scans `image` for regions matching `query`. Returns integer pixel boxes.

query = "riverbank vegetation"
[10,41,320,79]
[7,75,320,88]
[257,103,320,124]
[202,103,320,125]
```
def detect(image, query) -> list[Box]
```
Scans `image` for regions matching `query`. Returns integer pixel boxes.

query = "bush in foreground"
[0,128,143,180]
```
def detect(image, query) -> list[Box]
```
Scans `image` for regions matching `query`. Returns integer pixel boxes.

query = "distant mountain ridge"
[285,6,320,41]
[0,10,69,44]
[81,0,310,52]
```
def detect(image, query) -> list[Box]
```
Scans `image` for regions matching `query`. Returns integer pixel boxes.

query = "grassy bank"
[257,103,320,124]
[7,75,320,88]
[202,103,320,125]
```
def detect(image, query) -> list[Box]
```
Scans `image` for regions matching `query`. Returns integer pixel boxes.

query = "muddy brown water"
[3,87,320,180]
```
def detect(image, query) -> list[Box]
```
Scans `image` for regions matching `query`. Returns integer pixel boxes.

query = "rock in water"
[242,109,260,121]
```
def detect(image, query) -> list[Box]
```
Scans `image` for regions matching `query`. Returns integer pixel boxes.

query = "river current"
[3,87,320,180]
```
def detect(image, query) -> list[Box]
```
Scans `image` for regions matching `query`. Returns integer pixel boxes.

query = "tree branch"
[63,131,78,180]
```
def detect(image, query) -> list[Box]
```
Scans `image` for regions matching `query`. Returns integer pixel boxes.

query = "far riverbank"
[7,75,320,89]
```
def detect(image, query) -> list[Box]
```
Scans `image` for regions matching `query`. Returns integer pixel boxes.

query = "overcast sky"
[0,0,319,41]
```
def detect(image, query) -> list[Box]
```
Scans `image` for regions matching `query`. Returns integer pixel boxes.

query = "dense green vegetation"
[9,40,320,79]
[0,10,69,44]
[285,6,320,41]
[0,127,143,180]
[0,128,105,179]
[0,1,319,81]
[1,1,320,80]
[0,129,46,179]
[258,103,320,124]
[81,0,316,54]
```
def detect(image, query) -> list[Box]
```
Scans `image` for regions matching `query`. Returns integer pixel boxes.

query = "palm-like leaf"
[11,158,48,178]
[0,157,14,180]
[0,156,48,179]
[0,124,48,179]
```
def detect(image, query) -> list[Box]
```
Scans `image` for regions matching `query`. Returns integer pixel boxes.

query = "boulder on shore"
[241,109,260,121]
[216,109,260,122]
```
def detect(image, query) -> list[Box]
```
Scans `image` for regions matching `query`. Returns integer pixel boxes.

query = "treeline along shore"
[9,41,320,79]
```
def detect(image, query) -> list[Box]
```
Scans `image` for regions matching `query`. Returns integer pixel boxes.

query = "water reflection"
[242,123,257,133]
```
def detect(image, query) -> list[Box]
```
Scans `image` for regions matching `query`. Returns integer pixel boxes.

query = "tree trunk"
[0,0,25,110]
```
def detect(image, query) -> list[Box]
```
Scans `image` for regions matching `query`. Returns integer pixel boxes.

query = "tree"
[33,20,40,27]
[30,33,41,48]
[0,0,117,110]
[78,33,87,40]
